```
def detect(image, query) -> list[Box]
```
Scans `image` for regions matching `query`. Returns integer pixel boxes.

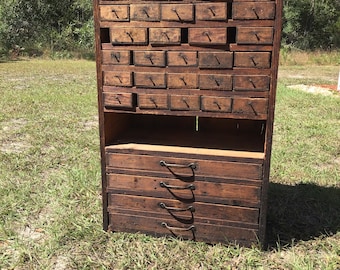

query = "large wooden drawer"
[108,213,258,244]
[105,145,263,181]
[106,173,261,207]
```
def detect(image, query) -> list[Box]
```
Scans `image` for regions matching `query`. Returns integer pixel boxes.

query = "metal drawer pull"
[111,52,120,63]
[125,32,134,42]
[213,101,221,110]
[111,9,120,19]
[208,7,216,17]
[161,32,171,41]
[149,97,158,108]
[248,101,258,116]
[254,32,260,41]
[160,160,196,170]
[159,202,195,212]
[171,8,182,21]
[114,75,122,83]
[148,76,156,86]
[161,222,196,232]
[214,55,221,65]
[142,8,150,18]
[250,56,257,66]
[179,77,187,86]
[160,181,195,190]
[248,78,256,88]
[203,31,212,42]
[252,8,259,19]
[115,96,121,104]
[178,53,188,64]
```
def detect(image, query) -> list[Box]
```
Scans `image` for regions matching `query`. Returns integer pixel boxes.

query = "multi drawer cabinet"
[93,0,282,246]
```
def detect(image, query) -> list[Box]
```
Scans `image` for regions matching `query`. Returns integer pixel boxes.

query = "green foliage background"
[0,0,339,57]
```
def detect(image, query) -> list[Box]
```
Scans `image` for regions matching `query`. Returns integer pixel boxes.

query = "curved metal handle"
[161,222,196,232]
[159,202,195,213]
[160,181,195,190]
[160,160,197,170]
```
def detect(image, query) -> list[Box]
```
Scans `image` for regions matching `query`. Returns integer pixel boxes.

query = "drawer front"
[103,92,134,108]
[232,2,276,20]
[201,96,232,112]
[196,3,228,21]
[167,51,197,67]
[149,28,181,45]
[134,72,166,88]
[189,28,227,45]
[233,75,270,91]
[130,4,160,21]
[103,71,132,87]
[138,94,168,109]
[106,174,261,205]
[109,213,258,244]
[102,50,130,65]
[170,95,200,111]
[167,73,198,89]
[106,152,263,180]
[234,52,271,68]
[236,27,274,45]
[199,74,232,90]
[108,194,259,225]
[161,4,194,22]
[133,51,166,67]
[198,52,233,69]
[100,5,129,21]
[232,98,268,116]
[111,28,147,45]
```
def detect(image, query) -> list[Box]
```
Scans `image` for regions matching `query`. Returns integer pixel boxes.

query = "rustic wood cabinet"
[93,0,282,246]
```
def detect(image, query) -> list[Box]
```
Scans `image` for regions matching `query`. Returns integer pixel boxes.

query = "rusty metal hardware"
[159,202,195,213]
[160,160,196,170]
[160,181,196,190]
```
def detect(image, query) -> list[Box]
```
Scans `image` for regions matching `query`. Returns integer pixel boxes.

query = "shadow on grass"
[266,182,340,248]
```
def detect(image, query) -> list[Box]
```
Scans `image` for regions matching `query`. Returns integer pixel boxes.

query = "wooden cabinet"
[93,0,282,246]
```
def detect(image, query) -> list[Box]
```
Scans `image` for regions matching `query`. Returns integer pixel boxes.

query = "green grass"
[0,60,339,269]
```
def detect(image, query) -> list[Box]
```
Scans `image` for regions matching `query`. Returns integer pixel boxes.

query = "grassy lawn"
[0,59,339,269]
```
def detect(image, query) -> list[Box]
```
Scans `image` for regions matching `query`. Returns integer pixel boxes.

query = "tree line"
[0,0,339,58]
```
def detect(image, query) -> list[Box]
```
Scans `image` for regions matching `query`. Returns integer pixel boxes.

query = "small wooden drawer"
[234,52,271,68]
[130,4,160,21]
[233,75,270,91]
[102,50,130,65]
[161,4,194,22]
[134,72,166,88]
[232,98,268,116]
[201,96,232,112]
[236,27,274,45]
[149,28,181,45]
[103,71,132,87]
[198,52,233,69]
[133,51,166,67]
[99,5,129,21]
[199,74,232,90]
[138,94,168,109]
[103,92,135,109]
[195,3,228,21]
[111,28,147,45]
[189,28,227,45]
[167,51,197,67]
[170,95,200,111]
[167,73,198,89]
[232,2,276,20]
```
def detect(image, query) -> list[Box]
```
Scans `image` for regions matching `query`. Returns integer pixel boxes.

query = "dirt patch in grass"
[288,84,339,96]
[0,119,32,154]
